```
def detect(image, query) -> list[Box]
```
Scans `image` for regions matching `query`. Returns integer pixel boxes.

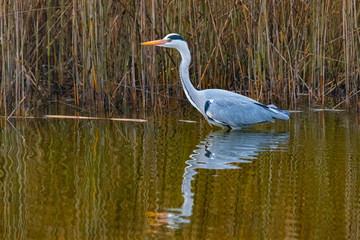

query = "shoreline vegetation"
[0,0,359,116]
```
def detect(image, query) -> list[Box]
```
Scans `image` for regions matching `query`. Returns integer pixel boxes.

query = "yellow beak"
[141,39,168,46]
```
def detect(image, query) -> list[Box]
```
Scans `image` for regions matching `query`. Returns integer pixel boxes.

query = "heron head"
[141,33,186,49]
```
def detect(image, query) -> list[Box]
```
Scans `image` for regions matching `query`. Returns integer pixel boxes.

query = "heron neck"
[178,45,199,109]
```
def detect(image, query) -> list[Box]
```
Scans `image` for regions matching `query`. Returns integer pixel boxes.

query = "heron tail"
[267,104,290,120]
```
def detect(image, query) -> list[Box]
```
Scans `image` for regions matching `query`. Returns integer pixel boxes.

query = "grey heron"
[141,33,290,129]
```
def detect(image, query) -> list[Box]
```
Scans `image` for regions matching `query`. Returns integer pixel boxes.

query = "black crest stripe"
[168,35,184,41]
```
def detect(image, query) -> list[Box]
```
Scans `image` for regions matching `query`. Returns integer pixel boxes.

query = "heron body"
[141,33,290,129]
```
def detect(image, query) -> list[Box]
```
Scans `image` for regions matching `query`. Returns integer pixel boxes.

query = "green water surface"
[0,108,359,239]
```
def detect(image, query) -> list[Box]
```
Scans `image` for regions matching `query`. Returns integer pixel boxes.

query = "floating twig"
[178,119,197,123]
[44,115,147,122]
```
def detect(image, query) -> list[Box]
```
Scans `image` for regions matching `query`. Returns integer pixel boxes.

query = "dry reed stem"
[0,0,359,114]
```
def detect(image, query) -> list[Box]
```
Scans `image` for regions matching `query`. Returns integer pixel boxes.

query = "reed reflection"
[166,130,289,228]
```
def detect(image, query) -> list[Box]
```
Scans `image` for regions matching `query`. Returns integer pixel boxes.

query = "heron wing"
[204,95,276,127]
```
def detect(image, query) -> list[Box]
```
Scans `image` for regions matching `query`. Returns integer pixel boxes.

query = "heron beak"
[141,39,168,46]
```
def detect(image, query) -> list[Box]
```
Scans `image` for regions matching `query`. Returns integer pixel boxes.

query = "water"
[0,108,359,239]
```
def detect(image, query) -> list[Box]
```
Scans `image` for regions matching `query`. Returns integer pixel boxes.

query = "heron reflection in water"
[164,130,289,228]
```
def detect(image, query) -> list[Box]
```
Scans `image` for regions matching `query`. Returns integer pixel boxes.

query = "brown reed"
[0,0,359,115]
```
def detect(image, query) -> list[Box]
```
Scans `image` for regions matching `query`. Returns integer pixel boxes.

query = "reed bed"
[0,0,359,115]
